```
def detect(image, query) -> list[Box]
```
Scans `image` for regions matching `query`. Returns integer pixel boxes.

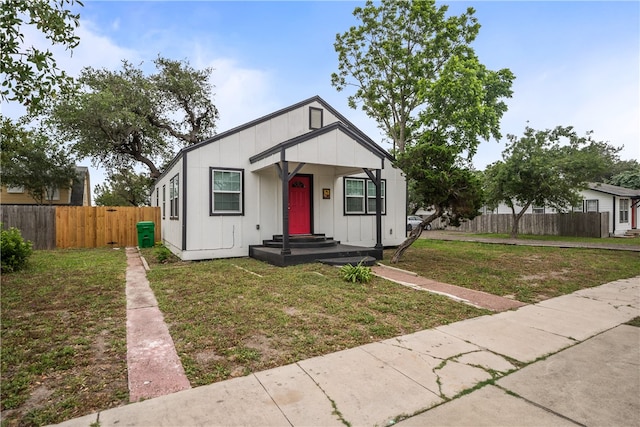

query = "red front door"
[288,175,311,234]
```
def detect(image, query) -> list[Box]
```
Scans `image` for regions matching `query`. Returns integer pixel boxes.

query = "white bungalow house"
[151,96,407,265]
[477,182,640,236]
[579,182,639,236]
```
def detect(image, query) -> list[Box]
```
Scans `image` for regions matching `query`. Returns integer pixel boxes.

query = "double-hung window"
[344,177,386,215]
[532,205,545,214]
[169,175,179,219]
[619,199,629,223]
[162,185,166,219]
[345,178,365,214]
[367,180,386,214]
[211,168,244,215]
[585,199,599,212]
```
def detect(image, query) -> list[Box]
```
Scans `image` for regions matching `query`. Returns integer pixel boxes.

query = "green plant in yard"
[154,243,173,263]
[1,224,33,273]
[340,262,372,283]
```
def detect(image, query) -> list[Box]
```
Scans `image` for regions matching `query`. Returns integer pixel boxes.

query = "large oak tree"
[48,57,218,178]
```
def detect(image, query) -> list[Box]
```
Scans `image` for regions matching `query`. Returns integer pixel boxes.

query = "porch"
[249,234,382,267]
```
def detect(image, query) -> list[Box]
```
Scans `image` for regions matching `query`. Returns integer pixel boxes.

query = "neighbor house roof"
[587,182,640,198]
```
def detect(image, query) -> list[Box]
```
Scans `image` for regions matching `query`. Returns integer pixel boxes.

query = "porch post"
[281,150,291,255]
[375,167,383,250]
[364,166,384,251]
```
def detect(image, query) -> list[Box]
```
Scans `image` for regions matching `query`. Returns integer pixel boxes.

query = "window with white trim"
[169,174,179,219]
[585,199,599,212]
[211,168,243,215]
[45,187,60,201]
[532,205,545,214]
[7,186,24,193]
[572,201,583,212]
[345,178,365,214]
[619,198,629,223]
[344,177,386,215]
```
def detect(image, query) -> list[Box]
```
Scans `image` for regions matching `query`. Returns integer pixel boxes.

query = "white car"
[407,215,432,231]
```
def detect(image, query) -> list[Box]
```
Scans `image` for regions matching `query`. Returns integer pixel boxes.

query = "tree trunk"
[509,202,531,238]
[391,209,442,263]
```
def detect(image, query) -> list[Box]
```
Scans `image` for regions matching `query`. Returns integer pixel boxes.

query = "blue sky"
[4,1,639,194]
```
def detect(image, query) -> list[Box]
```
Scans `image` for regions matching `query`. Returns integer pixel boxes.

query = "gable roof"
[587,182,640,198]
[157,96,392,180]
[249,121,389,164]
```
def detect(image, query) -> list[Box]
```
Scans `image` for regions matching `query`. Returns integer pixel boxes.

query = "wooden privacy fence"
[0,205,56,250]
[450,212,609,238]
[1,206,161,249]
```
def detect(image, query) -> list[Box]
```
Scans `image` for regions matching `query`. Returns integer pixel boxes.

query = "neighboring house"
[152,96,407,265]
[579,182,639,236]
[480,182,640,236]
[0,166,92,206]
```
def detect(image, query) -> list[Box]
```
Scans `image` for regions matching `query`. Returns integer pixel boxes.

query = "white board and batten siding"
[152,96,407,261]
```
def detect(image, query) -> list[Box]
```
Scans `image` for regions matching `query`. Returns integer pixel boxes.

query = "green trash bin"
[136,221,155,248]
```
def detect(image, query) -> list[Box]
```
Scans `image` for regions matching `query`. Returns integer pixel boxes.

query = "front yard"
[2,239,639,426]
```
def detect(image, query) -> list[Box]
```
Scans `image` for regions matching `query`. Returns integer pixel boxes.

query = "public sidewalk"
[54,275,639,427]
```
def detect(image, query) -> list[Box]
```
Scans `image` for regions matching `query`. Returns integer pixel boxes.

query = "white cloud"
[205,58,278,131]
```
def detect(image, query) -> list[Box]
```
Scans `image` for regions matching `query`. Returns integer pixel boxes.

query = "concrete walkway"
[54,274,639,427]
[125,247,190,402]
[372,263,526,311]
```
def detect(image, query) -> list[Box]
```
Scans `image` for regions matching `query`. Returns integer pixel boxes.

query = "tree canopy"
[392,139,484,262]
[1,117,78,205]
[1,0,82,114]
[47,57,219,178]
[94,170,154,207]
[607,166,640,190]
[483,125,621,238]
[332,0,513,155]
[332,0,514,262]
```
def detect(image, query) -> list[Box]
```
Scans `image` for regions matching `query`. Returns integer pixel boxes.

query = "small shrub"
[153,243,173,263]
[340,262,372,284]
[1,225,33,273]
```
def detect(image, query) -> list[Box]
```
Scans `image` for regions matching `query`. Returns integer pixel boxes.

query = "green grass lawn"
[387,239,640,302]
[2,240,638,426]
[1,248,129,427]
[467,232,640,246]
[144,257,488,386]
